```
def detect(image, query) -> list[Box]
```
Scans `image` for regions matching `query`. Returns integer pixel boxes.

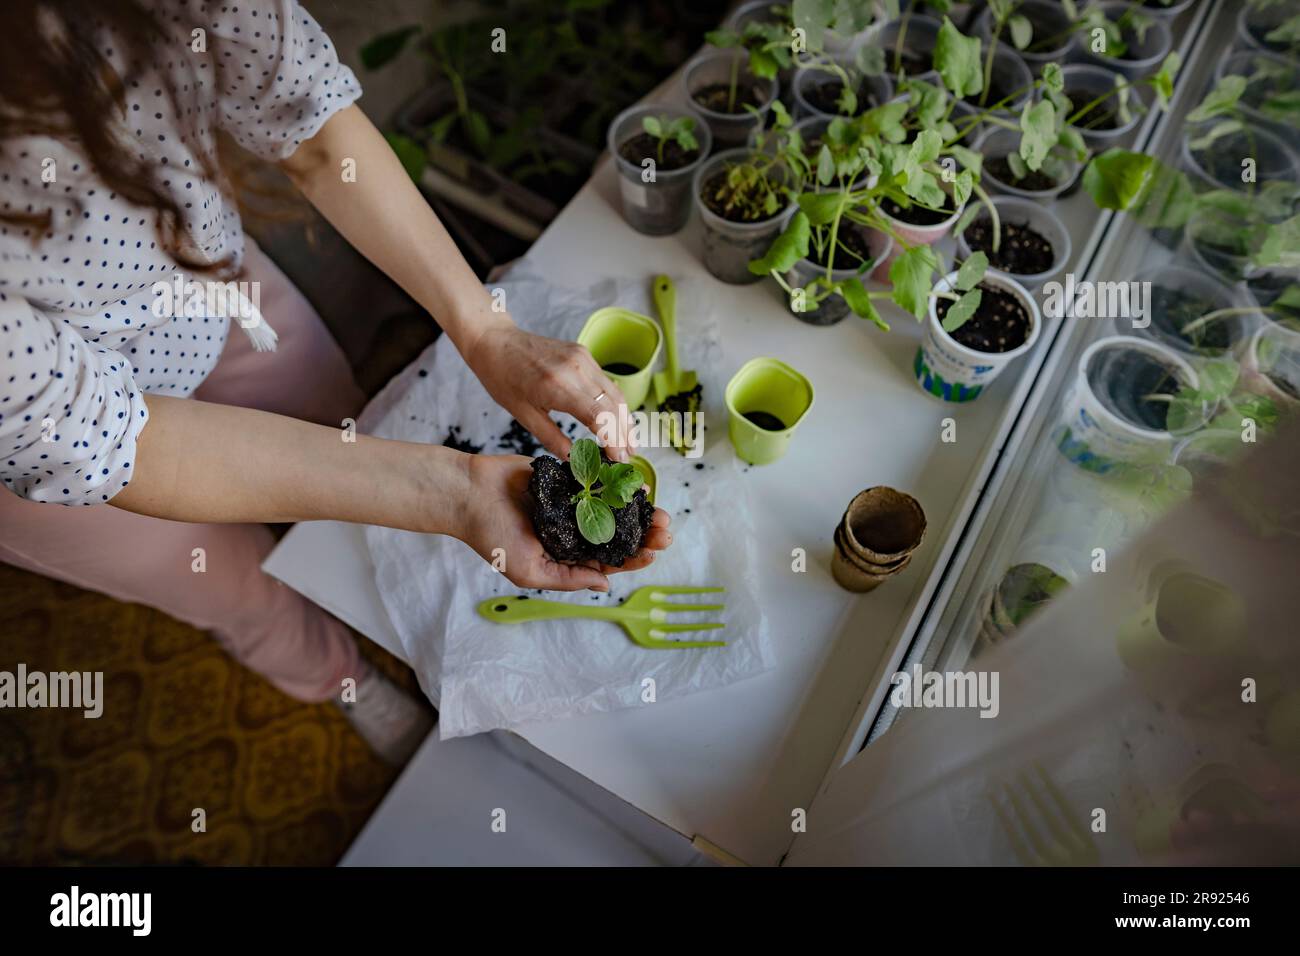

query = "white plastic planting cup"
[1056,336,1200,473]
[1082,3,1173,79]
[783,227,894,326]
[1058,64,1146,151]
[791,59,893,121]
[608,103,712,236]
[977,126,1081,200]
[956,195,1071,292]
[915,271,1041,403]
[973,0,1080,76]
[682,49,779,151]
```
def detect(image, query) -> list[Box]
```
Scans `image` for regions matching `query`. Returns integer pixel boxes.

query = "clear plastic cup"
[682,50,779,151]
[791,58,893,121]
[874,14,944,86]
[607,103,712,236]
[1214,50,1300,154]
[973,0,1079,76]
[1058,64,1146,151]
[1082,2,1173,79]
[693,147,794,285]
[781,226,893,326]
[977,126,1081,200]
[1124,265,1253,360]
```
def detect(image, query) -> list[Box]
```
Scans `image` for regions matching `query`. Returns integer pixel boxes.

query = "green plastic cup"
[576,307,663,410]
[724,358,815,465]
[629,454,657,505]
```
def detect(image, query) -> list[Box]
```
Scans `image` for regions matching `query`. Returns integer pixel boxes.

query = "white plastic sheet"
[361,264,775,738]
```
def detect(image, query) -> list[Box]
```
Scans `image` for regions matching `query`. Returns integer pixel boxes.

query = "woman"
[0,0,670,762]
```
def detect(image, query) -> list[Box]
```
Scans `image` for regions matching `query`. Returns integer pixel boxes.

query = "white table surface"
[265,147,1024,864]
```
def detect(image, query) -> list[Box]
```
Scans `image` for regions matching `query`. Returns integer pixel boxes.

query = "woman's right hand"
[457,453,672,593]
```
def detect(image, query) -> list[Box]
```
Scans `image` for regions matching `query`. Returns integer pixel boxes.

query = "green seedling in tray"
[569,437,644,545]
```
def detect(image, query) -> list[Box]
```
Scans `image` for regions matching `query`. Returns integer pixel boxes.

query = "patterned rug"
[0,562,423,866]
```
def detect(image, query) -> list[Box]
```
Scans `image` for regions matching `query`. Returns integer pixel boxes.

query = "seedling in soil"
[700,103,794,223]
[567,438,645,545]
[641,114,699,168]
[528,440,652,566]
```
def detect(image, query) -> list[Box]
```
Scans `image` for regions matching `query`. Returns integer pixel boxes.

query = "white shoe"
[336,669,434,765]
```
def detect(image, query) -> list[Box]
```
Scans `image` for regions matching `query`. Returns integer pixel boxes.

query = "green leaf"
[576,496,616,545]
[750,211,812,274]
[598,462,643,507]
[934,17,983,99]
[1008,14,1033,50]
[642,115,663,138]
[841,278,889,330]
[360,25,420,70]
[1041,63,1064,94]
[889,245,939,320]
[429,112,458,144]
[1019,100,1056,172]
[1152,52,1181,109]
[1186,75,1246,123]
[1258,216,1300,269]
[952,168,974,209]
[798,190,844,226]
[384,132,426,183]
[1198,359,1240,404]
[941,288,982,333]
[705,28,741,48]
[569,437,602,488]
[1187,119,1241,152]
[1082,148,1154,210]
[955,251,988,292]
[817,144,835,186]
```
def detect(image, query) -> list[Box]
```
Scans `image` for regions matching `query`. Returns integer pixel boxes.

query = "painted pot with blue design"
[1055,336,1203,474]
[914,271,1041,403]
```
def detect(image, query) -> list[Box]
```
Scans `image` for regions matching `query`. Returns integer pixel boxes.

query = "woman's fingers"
[516,405,572,459]
[554,364,634,462]
[533,557,609,592]
[642,525,672,551]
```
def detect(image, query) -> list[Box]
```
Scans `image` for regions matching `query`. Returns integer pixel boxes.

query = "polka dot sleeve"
[204,0,363,162]
[0,293,146,505]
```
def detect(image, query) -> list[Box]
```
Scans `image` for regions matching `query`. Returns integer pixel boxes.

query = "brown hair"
[0,0,242,276]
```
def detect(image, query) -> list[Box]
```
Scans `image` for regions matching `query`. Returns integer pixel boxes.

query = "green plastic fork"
[476,586,726,649]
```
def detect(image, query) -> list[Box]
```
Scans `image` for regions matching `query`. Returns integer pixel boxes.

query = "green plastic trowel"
[649,274,701,455]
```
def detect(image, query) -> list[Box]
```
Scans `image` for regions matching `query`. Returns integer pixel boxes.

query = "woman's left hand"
[465,324,634,462]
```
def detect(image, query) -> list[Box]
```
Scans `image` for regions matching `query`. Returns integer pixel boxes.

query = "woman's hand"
[458,453,671,592]
[465,324,635,462]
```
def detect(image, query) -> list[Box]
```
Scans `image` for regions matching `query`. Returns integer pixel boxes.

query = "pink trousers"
[0,239,366,702]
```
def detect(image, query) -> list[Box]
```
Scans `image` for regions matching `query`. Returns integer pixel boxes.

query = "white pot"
[955,195,1071,292]
[1056,335,1200,473]
[915,271,1041,402]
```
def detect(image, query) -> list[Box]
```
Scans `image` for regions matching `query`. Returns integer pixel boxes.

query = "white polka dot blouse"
[0,0,361,505]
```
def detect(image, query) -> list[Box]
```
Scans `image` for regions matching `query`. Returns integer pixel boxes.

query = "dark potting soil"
[813,226,876,270]
[804,78,879,115]
[528,454,653,567]
[442,425,484,454]
[1065,87,1121,130]
[618,132,700,172]
[661,382,703,417]
[701,171,782,224]
[963,218,1055,275]
[602,362,641,376]
[743,410,787,431]
[986,156,1059,193]
[882,197,953,227]
[1125,360,1179,430]
[965,76,1015,108]
[496,418,541,458]
[1151,287,1230,351]
[692,81,766,115]
[890,51,931,76]
[936,283,1031,353]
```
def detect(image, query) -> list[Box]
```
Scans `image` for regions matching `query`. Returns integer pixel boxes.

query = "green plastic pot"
[724,357,814,465]
[628,454,657,505]
[576,307,663,410]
